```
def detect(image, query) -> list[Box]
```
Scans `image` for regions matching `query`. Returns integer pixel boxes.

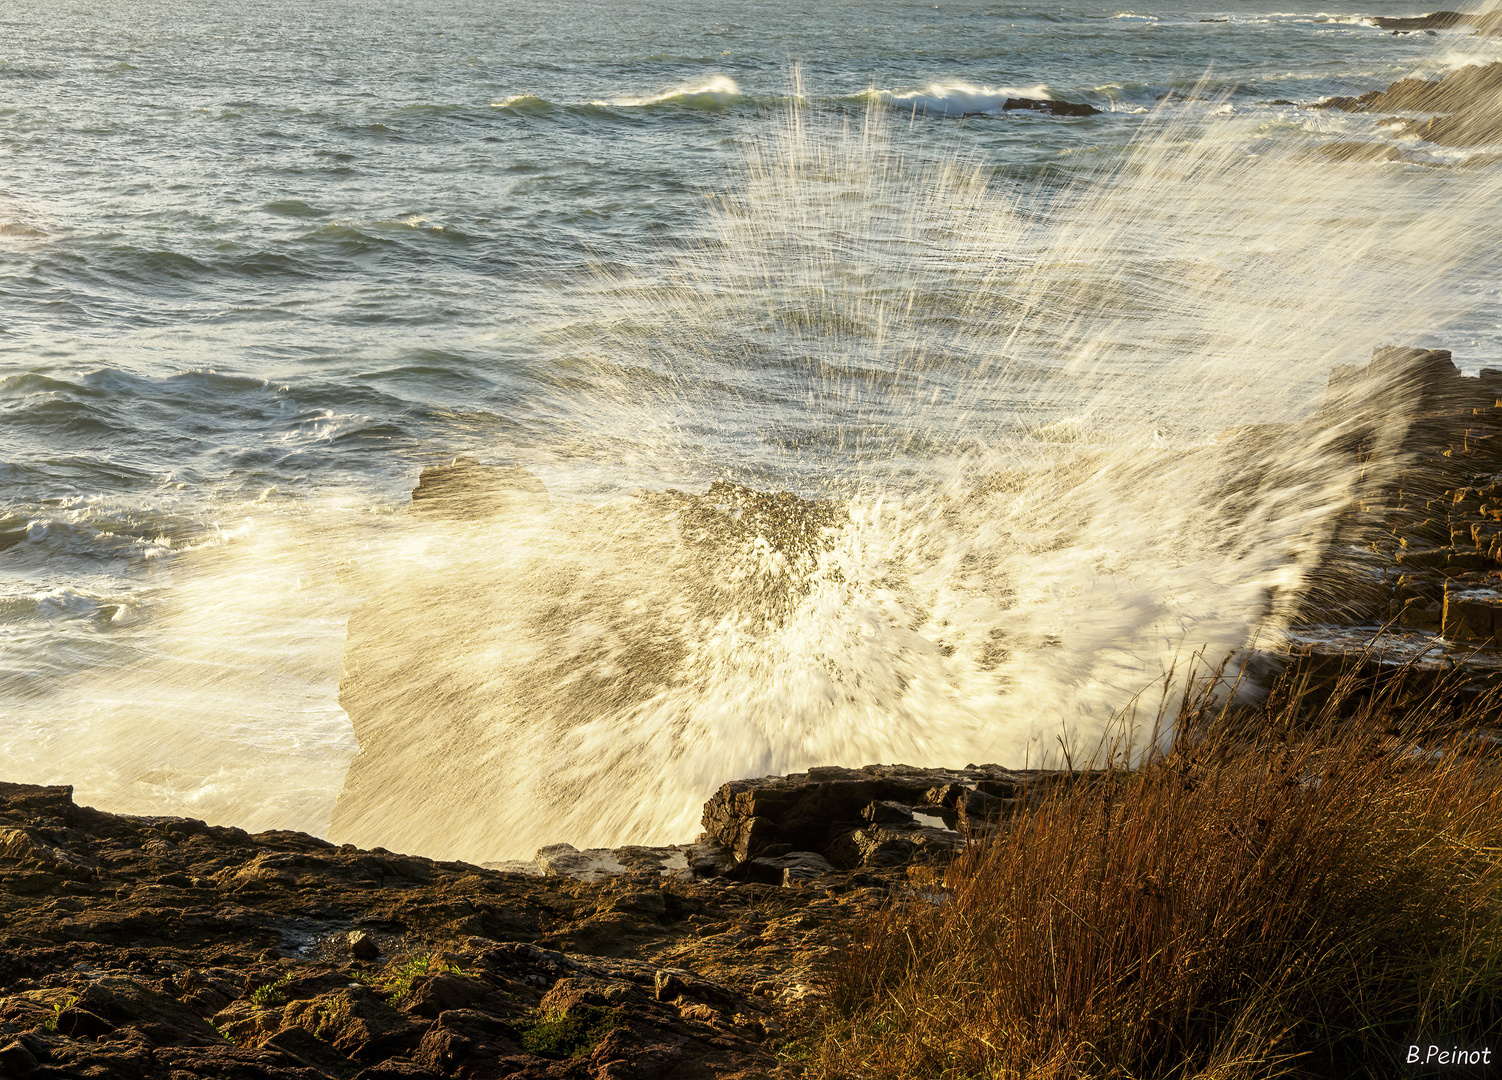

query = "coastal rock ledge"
[0,768,1094,1080]
[698,763,1084,877]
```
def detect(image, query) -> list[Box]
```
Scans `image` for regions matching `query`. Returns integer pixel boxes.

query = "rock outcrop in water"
[1316,62,1502,146]
[1370,10,1470,31]
[698,764,1081,873]
[1318,347,1502,639]
[1000,97,1099,117]
[1268,347,1502,709]
[1366,9,1502,35]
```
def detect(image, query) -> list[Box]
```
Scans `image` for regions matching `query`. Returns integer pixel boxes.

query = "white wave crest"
[600,75,741,109]
[869,80,1055,117]
[491,93,551,111]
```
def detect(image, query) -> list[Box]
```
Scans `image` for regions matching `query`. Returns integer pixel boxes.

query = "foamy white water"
[5,0,1502,859]
[328,92,1502,860]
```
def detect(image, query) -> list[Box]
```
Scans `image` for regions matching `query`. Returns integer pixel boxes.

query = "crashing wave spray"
[328,82,1502,862]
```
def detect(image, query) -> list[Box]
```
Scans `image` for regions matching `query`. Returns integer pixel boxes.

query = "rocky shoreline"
[10,34,1502,1080]
[0,765,1086,1080]
[1275,346,1502,711]
[20,333,1487,1078]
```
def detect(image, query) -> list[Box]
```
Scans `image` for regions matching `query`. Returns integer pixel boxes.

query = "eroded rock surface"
[1,780,911,1079]
[1317,349,1502,641]
[697,764,1087,870]
[1259,347,1502,713]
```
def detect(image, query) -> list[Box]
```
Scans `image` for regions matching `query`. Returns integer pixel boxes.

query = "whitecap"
[868,81,1056,117]
[598,75,741,109]
[34,587,109,620]
[491,93,552,111]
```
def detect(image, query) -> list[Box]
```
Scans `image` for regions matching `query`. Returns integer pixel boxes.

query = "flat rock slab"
[701,763,1097,866]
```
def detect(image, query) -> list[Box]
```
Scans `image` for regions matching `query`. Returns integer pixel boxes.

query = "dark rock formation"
[0,765,1137,1077]
[1269,346,1502,712]
[1330,349,1502,643]
[1365,9,1502,35]
[1002,97,1099,117]
[1288,347,1502,631]
[1369,10,1470,31]
[698,764,1085,869]
[1,780,920,1080]
[1316,62,1502,146]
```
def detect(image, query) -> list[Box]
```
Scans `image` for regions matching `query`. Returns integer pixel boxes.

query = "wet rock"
[412,1026,475,1075]
[351,1059,439,1080]
[548,912,660,956]
[261,1025,352,1073]
[1369,11,1470,31]
[847,821,968,867]
[399,972,492,1019]
[542,974,644,1012]
[1003,96,1100,116]
[69,976,225,1046]
[1400,598,1445,631]
[701,763,1093,866]
[158,1043,335,1078]
[684,840,736,879]
[1443,587,1502,645]
[1315,63,1502,146]
[349,929,381,961]
[0,782,812,1080]
[650,969,738,1010]
[536,843,627,881]
[862,800,916,826]
[1299,344,1502,632]
[419,1007,523,1069]
[298,985,426,1063]
[1278,339,1502,704]
[0,1039,38,1073]
[848,827,919,867]
[603,887,669,918]
[654,969,686,1002]
[1397,546,1460,570]
[723,851,837,886]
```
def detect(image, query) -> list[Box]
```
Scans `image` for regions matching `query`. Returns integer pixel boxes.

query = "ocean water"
[4,0,1502,857]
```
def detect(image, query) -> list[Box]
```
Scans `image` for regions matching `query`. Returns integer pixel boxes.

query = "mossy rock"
[519,1003,620,1060]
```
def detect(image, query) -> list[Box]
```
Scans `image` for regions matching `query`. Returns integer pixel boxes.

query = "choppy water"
[5,0,1502,855]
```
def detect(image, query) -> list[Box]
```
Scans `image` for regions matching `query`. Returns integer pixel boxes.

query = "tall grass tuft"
[815,663,1502,1079]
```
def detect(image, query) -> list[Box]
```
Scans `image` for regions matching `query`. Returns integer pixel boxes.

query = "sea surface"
[4,0,1502,855]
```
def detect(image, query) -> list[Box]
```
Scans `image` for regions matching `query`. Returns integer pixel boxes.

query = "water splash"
[326,82,1502,861]
[10,70,1501,861]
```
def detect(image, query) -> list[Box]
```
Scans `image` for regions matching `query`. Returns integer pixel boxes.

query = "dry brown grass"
[813,663,1502,1080]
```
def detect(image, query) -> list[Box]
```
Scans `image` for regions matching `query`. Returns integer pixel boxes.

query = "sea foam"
[866,81,1059,116]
